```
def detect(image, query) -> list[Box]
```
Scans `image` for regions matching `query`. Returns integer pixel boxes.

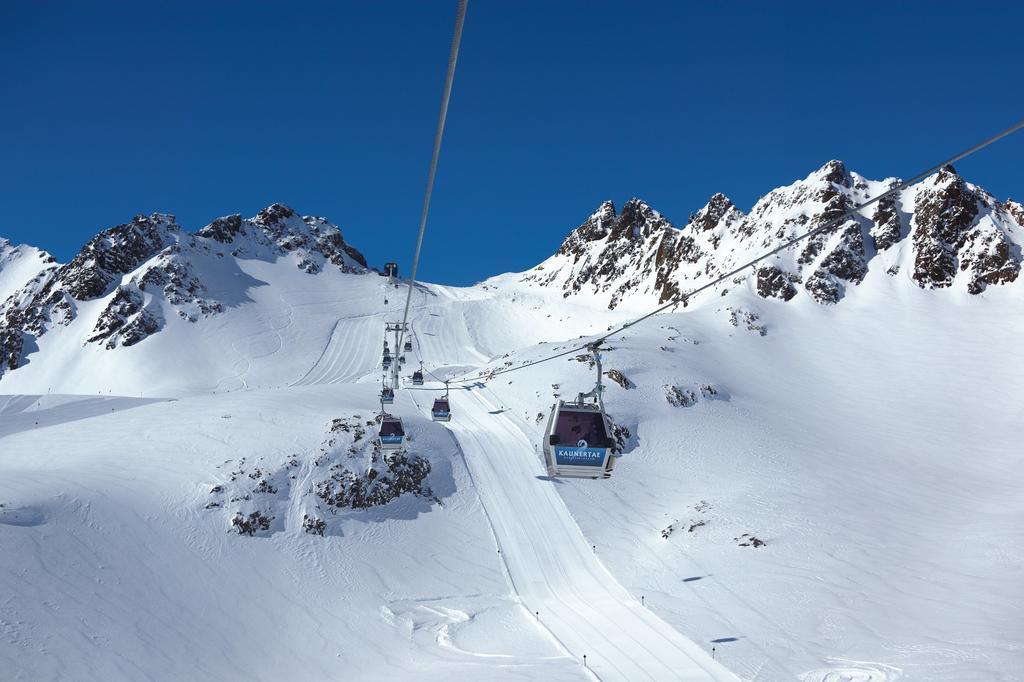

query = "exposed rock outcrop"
[756,265,797,301]
[870,193,902,251]
[525,160,1021,308]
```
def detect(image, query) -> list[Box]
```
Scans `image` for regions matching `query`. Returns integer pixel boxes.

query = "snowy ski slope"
[448,388,732,680]
[2,261,1021,680]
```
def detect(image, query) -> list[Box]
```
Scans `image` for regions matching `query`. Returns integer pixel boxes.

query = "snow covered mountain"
[1,163,1021,681]
[2,162,1020,389]
[0,239,57,306]
[0,204,367,384]
[522,161,1023,309]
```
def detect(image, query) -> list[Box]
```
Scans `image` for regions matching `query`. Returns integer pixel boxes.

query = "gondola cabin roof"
[431,398,449,411]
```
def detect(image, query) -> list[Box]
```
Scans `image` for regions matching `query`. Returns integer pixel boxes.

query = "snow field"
[2,256,1022,680]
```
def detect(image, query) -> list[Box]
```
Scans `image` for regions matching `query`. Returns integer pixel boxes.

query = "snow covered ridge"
[0,238,58,310]
[0,204,367,375]
[523,161,1023,308]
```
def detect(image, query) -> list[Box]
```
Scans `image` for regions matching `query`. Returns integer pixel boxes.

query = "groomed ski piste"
[2,259,1022,680]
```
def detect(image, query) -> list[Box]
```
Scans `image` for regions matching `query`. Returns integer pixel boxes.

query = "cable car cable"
[393,0,468,385]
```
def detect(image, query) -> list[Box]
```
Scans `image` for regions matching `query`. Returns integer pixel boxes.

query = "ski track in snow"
[444,388,733,681]
[215,292,296,392]
[296,287,732,679]
[290,313,381,386]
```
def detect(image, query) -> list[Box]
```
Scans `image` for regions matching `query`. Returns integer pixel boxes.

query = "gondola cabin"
[412,370,424,386]
[404,340,413,352]
[382,354,392,369]
[431,398,451,422]
[379,415,404,450]
[542,401,615,478]
[381,387,394,404]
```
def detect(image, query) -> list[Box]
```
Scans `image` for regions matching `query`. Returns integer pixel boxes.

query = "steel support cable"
[392,0,468,388]
[439,117,1024,386]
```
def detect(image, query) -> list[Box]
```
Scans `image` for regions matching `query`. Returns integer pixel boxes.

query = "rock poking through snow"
[520,160,1022,309]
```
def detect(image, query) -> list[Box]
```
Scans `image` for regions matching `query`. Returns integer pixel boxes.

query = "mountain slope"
[1,162,1021,680]
[0,204,368,388]
[3,268,1019,680]
[3,162,1019,393]
[521,162,1023,309]
[0,239,59,370]
[0,239,57,307]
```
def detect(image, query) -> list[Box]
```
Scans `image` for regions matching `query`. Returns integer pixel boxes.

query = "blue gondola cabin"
[379,415,404,450]
[542,401,614,478]
[431,398,451,422]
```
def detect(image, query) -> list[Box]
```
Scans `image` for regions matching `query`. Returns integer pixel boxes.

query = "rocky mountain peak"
[811,159,852,188]
[933,164,960,184]
[910,166,1020,293]
[530,161,1022,309]
[593,199,616,221]
[196,214,243,243]
[614,198,671,241]
[192,205,367,273]
[253,203,296,228]
[558,201,615,253]
[60,213,181,301]
[1003,198,1024,225]
[687,193,741,233]
[0,205,369,376]
[0,238,59,312]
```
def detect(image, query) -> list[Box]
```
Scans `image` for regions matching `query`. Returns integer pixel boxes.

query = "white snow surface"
[0,239,56,308]
[1,246,1022,680]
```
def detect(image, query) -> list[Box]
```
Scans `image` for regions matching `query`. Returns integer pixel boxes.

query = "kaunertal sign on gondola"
[555,442,606,467]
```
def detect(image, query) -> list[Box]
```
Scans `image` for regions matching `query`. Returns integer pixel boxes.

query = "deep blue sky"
[2,2,1022,285]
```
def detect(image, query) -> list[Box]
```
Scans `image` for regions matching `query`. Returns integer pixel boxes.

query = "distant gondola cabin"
[431,398,451,422]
